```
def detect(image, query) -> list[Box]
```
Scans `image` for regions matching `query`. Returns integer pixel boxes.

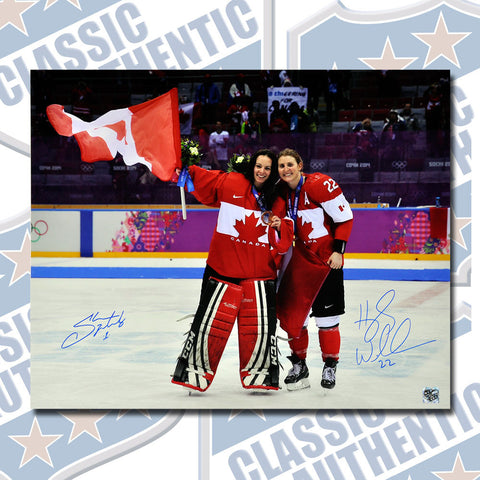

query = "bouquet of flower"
[227,153,251,174]
[180,138,202,168]
[178,138,201,221]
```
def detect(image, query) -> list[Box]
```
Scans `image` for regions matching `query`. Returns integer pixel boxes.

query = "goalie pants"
[172,266,279,392]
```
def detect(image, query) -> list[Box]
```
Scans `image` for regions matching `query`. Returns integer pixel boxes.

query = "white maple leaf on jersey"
[216,202,268,244]
[298,193,353,239]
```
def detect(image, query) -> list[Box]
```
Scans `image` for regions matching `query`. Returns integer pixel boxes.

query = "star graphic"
[228,410,266,421]
[413,12,470,68]
[10,417,62,467]
[0,0,36,35]
[450,211,470,249]
[117,410,152,419]
[44,0,81,9]
[60,411,108,443]
[359,37,417,69]
[433,453,480,479]
[1,229,31,285]
[456,301,471,321]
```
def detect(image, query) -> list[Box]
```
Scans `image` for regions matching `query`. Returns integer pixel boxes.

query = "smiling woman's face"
[278,154,303,188]
[253,155,272,188]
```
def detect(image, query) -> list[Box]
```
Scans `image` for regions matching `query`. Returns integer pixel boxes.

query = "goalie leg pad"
[237,279,279,390]
[172,277,243,392]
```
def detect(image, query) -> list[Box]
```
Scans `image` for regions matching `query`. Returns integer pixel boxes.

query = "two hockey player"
[172,148,353,393]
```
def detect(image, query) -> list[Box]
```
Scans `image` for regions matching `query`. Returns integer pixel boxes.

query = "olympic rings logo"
[31,220,48,242]
[392,160,408,170]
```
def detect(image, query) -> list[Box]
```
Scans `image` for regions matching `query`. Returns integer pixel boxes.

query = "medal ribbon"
[287,175,304,232]
[177,167,195,192]
[252,186,267,212]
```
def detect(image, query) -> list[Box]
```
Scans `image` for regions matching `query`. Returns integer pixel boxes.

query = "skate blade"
[321,381,335,390]
[286,378,311,391]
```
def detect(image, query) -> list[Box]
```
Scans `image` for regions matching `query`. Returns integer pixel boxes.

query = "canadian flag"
[46,88,181,181]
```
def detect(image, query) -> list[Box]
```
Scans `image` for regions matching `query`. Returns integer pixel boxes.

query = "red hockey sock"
[318,325,340,362]
[288,327,309,360]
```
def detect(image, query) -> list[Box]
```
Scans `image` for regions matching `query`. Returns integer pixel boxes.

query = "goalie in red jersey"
[172,149,294,392]
[276,148,354,391]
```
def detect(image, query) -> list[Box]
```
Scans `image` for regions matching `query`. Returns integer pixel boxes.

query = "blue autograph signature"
[354,290,436,368]
[61,310,126,349]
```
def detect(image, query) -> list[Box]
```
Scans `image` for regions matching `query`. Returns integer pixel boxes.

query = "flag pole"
[180,184,187,220]
[177,167,188,220]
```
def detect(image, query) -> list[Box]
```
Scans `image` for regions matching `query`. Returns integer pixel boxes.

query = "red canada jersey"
[189,165,293,279]
[286,173,353,262]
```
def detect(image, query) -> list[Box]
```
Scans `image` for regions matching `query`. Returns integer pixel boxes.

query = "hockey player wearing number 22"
[172,149,294,392]
[276,148,354,391]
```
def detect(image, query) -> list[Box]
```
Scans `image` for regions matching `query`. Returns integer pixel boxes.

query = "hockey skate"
[284,354,310,391]
[321,359,338,389]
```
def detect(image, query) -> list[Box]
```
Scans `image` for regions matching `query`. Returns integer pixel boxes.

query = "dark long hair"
[244,148,279,210]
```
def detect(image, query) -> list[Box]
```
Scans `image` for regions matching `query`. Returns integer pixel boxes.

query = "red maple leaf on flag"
[301,220,315,239]
[234,213,267,241]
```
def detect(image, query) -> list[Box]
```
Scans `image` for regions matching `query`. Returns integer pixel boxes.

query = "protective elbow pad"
[172,277,243,392]
[237,279,279,390]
